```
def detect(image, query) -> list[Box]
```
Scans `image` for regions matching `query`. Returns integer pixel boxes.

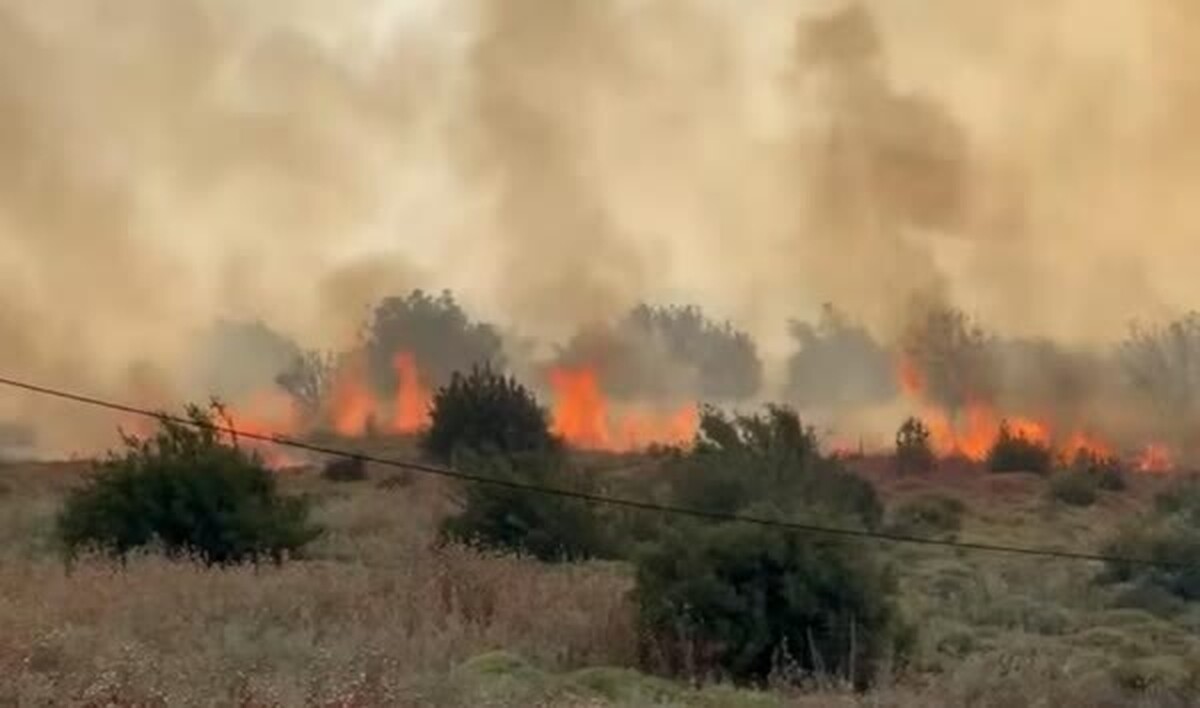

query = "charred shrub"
[635,517,909,687]
[666,405,881,528]
[440,450,610,562]
[1065,448,1129,492]
[986,421,1052,474]
[421,365,559,463]
[57,404,320,564]
[889,494,964,537]
[895,416,936,475]
[1101,478,1200,602]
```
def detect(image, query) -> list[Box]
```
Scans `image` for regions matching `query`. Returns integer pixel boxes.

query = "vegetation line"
[0,373,1189,570]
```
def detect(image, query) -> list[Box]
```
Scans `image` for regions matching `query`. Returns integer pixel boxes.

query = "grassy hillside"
[1,449,1198,706]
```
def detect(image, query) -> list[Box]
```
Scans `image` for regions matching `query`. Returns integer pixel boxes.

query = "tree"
[1119,314,1200,457]
[364,289,504,396]
[275,349,336,422]
[57,403,320,564]
[421,364,559,463]
[786,303,896,408]
[194,319,302,400]
[895,416,936,474]
[900,305,994,421]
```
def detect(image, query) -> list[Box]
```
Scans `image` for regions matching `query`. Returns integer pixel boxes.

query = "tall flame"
[548,364,698,451]
[391,351,431,434]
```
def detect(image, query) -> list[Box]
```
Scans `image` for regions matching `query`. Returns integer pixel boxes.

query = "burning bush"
[895,416,936,475]
[440,450,610,562]
[364,289,504,396]
[634,516,909,687]
[1068,448,1128,492]
[987,421,1053,474]
[422,364,559,463]
[666,405,882,528]
[786,303,895,408]
[57,403,321,564]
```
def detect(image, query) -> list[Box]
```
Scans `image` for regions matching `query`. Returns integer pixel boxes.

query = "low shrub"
[895,416,937,475]
[440,450,610,562]
[1068,448,1128,492]
[57,403,321,564]
[634,517,909,688]
[987,421,1052,474]
[1049,472,1099,507]
[889,494,965,537]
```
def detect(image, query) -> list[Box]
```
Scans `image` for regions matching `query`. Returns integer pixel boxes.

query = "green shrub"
[440,450,610,562]
[667,405,882,528]
[895,416,936,475]
[322,455,368,482]
[634,518,908,687]
[57,403,320,564]
[986,421,1052,474]
[889,494,964,537]
[1048,472,1099,507]
[421,365,559,463]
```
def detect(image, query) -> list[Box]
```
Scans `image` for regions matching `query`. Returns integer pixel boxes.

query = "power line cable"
[0,373,1188,570]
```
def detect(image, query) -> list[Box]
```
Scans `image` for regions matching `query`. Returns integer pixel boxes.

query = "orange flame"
[548,365,697,452]
[1135,443,1174,473]
[330,357,375,437]
[391,351,431,434]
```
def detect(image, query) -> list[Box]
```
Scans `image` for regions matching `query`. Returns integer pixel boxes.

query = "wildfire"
[329,356,375,437]
[1135,443,1174,473]
[893,354,1163,468]
[548,365,698,452]
[391,351,431,434]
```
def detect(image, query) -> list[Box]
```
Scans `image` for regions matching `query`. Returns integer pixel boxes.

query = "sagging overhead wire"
[0,373,1189,570]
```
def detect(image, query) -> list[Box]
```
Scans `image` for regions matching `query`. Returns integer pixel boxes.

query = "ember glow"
[1135,443,1174,474]
[548,365,698,452]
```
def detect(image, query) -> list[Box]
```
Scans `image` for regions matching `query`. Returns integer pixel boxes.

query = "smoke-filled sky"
[2,0,1199,451]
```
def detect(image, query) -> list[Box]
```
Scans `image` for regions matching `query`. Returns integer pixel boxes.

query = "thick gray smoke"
[2,0,1200,456]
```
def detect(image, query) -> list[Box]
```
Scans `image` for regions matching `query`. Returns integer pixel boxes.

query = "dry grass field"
[2,452,1200,707]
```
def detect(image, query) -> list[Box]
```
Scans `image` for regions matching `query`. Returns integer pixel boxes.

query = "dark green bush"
[635,518,908,687]
[667,405,882,528]
[895,416,936,475]
[986,421,1052,474]
[421,365,559,463]
[1048,472,1099,507]
[889,494,964,537]
[57,404,321,564]
[440,450,610,562]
